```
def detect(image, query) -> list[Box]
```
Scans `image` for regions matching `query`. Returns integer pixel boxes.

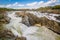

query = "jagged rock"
[0,11,10,24]
[0,29,26,40]
[15,12,60,35]
[55,16,60,20]
[15,12,26,17]
[15,12,40,25]
[0,30,14,38]
[27,14,60,34]
[0,29,16,40]
[15,37,26,40]
[0,11,13,40]
[27,13,40,25]
[39,17,60,34]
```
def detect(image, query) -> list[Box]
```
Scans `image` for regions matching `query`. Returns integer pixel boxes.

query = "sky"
[0,0,60,9]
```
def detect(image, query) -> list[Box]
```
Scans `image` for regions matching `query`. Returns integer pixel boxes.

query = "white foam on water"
[27,11,60,22]
[5,11,60,40]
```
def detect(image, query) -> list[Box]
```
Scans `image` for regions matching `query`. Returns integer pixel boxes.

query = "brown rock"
[55,16,60,20]
[15,12,60,35]
[15,37,26,40]
[0,11,10,24]
[15,12,26,17]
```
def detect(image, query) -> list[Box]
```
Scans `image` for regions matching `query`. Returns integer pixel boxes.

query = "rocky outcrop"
[0,11,10,24]
[0,11,10,31]
[26,14,60,34]
[39,17,60,34]
[15,12,26,17]
[0,29,26,40]
[15,37,26,40]
[15,12,40,26]
[0,11,27,40]
[15,12,60,35]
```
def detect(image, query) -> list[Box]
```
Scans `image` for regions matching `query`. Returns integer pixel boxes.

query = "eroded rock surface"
[0,11,27,40]
[15,12,60,35]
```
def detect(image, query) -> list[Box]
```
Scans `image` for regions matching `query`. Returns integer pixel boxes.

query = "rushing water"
[5,11,60,40]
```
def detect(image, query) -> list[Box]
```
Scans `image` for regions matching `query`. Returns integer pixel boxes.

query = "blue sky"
[0,0,60,9]
[0,0,49,4]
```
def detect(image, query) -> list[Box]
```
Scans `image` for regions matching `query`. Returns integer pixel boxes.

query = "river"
[4,11,60,40]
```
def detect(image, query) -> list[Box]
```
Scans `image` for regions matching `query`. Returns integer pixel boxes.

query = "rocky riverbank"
[0,11,27,40]
[16,12,60,35]
[0,11,60,40]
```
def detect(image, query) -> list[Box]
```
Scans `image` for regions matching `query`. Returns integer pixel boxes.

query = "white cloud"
[0,0,59,9]
[26,2,37,6]
[6,2,24,8]
[50,0,57,2]
[12,2,24,6]
[54,0,60,5]
[6,4,11,7]
[0,5,5,7]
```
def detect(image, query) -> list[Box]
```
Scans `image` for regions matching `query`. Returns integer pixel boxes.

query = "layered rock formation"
[15,12,60,35]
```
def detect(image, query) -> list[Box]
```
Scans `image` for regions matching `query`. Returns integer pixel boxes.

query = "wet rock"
[28,15,60,35]
[0,29,16,40]
[21,13,40,26]
[39,17,60,34]
[55,16,60,20]
[15,12,26,17]
[0,30,27,40]
[0,11,12,40]
[15,12,32,26]
[15,37,26,40]
[27,13,40,25]
[15,12,60,35]
[0,11,10,24]
[16,12,40,26]
[0,30,14,38]
[22,16,30,26]
[0,29,26,40]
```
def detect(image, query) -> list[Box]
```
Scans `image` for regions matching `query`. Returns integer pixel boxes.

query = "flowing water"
[5,11,60,40]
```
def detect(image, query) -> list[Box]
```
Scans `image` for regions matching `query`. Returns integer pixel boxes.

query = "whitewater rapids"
[5,11,60,40]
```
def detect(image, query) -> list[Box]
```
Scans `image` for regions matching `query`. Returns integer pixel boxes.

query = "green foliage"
[0,14,4,19]
[0,8,16,11]
[37,5,60,11]
[0,5,60,11]
[52,5,60,9]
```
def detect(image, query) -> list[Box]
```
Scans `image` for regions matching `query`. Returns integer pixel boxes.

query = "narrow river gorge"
[0,11,60,40]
